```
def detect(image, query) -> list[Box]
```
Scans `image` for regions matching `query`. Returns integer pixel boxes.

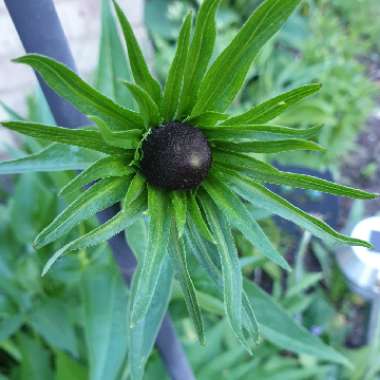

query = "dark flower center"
[140,122,212,190]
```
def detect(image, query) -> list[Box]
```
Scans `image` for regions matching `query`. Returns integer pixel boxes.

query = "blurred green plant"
[0,0,379,379]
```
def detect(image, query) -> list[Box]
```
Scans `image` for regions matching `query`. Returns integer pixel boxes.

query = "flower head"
[0,0,377,351]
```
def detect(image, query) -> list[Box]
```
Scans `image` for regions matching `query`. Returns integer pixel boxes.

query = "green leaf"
[214,151,378,199]
[95,0,133,108]
[202,124,323,142]
[186,219,259,346]
[14,54,144,130]
[125,217,173,380]
[35,177,130,249]
[199,195,247,349]
[186,111,228,128]
[42,193,145,275]
[169,224,205,344]
[223,83,322,125]
[59,156,133,200]
[124,82,161,127]
[214,138,324,154]
[203,174,290,270]
[161,13,192,122]
[219,169,372,248]
[123,172,146,210]
[178,0,221,117]
[0,314,24,341]
[82,264,128,380]
[171,191,187,238]
[17,333,54,380]
[113,1,162,105]
[29,298,78,357]
[128,257,173,380]
[192,0,302,114]
[0,143,101,174]
[1,121,126,155]
[187,194,215,244]
[89,115,142,149]
[244,280,350,366]
[186,225,348,365]
[55,351,88,380]
[129,186,171,326]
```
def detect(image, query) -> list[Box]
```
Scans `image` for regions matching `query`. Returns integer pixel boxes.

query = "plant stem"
[4,1,195,379]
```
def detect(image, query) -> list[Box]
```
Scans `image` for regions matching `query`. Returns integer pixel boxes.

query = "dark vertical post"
[4,1,194,379]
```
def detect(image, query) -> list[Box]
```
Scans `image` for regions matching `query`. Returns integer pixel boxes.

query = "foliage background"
[1,0,380,379]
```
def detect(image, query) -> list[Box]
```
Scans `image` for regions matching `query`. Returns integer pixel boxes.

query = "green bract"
[0,0,377,366]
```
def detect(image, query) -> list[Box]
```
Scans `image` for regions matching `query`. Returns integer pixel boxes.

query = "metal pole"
[4,1,194,379]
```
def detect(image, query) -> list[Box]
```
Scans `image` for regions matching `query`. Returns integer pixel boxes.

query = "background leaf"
[82,264,128,380]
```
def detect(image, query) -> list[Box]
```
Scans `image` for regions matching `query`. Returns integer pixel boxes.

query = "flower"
[0,0,376,349]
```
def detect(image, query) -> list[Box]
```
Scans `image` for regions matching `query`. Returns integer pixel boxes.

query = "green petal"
[59,156,134,201]
[113,1,162,105]
[202,124,323,142]
[199,194,248,350]
[123,82,161,127]
[14,54,144,130]
[129,186,171,326]
[223,83,322,125]
[171,191,187,238]
[169,222,205,344]
[95,0,134,108]
[1,121,126,155]
[185,224,260,345]
[35,177,130,249]
[214,138,324,154]
[214,151,378,200]
[219,168,372,248]
[89,115,142,150]
[161,13,192,122]
[187,194,216,244]
[42,191,146,275]
[203,174,290,271]
[122,172,146,209]
[0,143,101,174]
[178,0,221,117]
[192,0,302,114]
